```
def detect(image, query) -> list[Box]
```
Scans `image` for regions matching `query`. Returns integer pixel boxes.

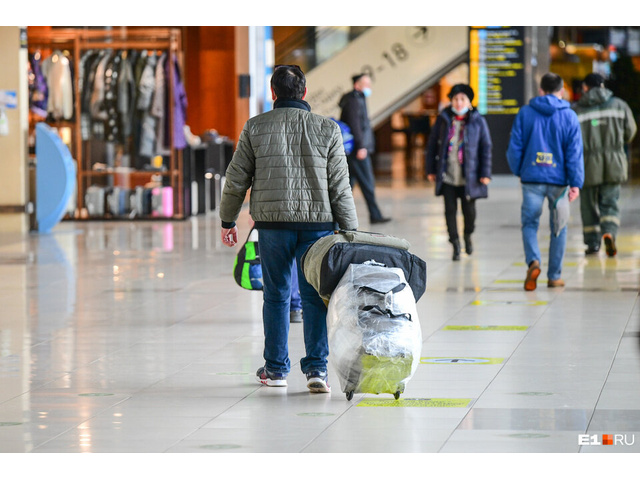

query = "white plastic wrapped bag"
[327,263,422,400]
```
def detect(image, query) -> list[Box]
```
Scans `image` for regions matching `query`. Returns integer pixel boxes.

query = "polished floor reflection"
[0,174,639,455]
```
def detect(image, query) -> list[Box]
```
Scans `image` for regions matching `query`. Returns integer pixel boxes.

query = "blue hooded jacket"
[507,94,584,188]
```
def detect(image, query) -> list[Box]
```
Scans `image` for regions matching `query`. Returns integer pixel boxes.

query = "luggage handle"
[357,284,406,295]
[361,304,412,322]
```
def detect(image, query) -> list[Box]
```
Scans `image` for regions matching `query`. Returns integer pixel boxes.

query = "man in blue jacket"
[507,73,585,291]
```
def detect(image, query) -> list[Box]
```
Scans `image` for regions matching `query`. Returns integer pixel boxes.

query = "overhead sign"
[470,27,525,115]
[469,26,526,174]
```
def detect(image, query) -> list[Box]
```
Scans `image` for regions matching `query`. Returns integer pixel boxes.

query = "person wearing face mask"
[339,74,391,225]
[426,84,493,260]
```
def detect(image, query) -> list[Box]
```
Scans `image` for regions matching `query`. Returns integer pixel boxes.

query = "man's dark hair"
[352,73,367,84]
[584,72,605,89]
[540,73,564,94]
[271,65,306,100]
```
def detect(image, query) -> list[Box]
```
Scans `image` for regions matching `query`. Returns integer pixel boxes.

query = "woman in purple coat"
[426,84,492,260]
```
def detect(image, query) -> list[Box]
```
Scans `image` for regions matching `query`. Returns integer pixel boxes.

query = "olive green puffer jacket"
[573,87,637,186]
[219,104,358,231]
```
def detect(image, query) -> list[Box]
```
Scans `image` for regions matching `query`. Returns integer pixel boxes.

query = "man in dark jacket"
[507,73,584,291]
[339,74,391,224]
[573,73,637,256]
[219,65,358,393]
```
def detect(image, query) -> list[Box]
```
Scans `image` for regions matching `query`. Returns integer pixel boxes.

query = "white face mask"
[362,87,372,98]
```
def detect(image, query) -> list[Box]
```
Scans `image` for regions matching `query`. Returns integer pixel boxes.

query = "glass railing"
[275,27,371,72]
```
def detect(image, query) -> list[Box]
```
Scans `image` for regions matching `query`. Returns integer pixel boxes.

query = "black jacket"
[339,90,375,154]
[426,107,493,199]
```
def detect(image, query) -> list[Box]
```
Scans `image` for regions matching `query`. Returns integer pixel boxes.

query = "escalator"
[276,26,469,127]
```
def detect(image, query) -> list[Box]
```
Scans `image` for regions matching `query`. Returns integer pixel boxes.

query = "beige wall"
[0,26,29,234]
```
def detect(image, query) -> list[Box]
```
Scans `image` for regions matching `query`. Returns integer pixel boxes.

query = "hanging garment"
[103,52,123,143]
[117,51,136,139]
[153,53,170,156]
[79,50,102,140]
[41,50,73,120]
[28,51,48,118]
[164,55,188,150]
[137,53,158,158]
[90,52,112,121]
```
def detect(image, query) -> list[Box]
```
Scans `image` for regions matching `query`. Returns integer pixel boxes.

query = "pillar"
[0,26,30,234]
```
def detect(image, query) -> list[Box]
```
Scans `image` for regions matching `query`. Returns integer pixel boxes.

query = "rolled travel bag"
[327,263,422,400]
[300,230,427,302]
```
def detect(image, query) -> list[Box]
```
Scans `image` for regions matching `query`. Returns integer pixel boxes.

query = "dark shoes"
[586,235,616,257]
[306,371,331,393]
[256,366,287,387]
[585,245,600,255]
[524,260,541,291]
[451,239,461,261]
[603,233,617,257]
[371,217,392,225]
[451,235,472,260]
[464,234,473,255]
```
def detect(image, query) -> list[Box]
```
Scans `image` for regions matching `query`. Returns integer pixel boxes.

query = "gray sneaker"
[290,310,303,323]
[306,371,331,393]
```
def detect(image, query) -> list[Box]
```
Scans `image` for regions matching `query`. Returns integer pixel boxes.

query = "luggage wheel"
[346,391,354,401]
[394,391,401,400]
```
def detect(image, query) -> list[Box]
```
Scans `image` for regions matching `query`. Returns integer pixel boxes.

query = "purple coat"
[164,56,188,150]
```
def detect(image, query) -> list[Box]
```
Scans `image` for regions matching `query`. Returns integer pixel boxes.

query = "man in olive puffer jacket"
[573,73,637,256]
[219,65,358,394]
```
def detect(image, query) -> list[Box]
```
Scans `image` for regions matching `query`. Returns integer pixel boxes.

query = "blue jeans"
[258,228,333,375]
[290,260,301,311]
[521,183,568,281]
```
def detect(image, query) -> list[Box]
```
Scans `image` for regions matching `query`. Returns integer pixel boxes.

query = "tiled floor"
[1,166,639,467]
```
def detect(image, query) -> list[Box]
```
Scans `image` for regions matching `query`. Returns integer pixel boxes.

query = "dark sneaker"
[306,371,331,393]
[290,310,303,323]
[524,260,541,291]
[603,233,617,257]
[256,366,287,387]
[585,245,600,255]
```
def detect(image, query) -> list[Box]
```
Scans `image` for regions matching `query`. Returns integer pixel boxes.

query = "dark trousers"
[347,153,383,222]
[442,183,476,242]
[580,184,621,247]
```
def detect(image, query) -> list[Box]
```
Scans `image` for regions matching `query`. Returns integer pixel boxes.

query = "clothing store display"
[30,46,188,166]
[28,32,188,220]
